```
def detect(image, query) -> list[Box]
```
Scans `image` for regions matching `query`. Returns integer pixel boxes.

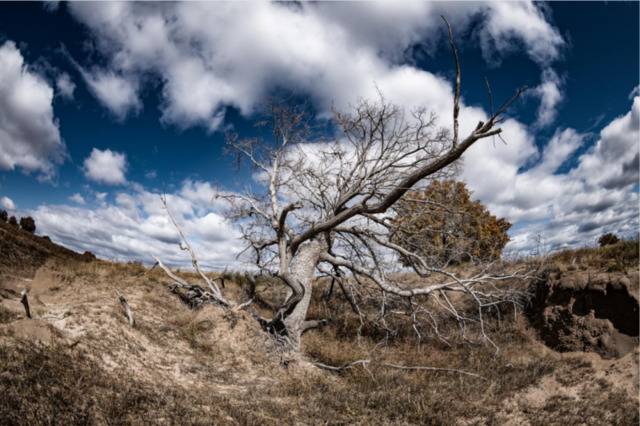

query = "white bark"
[282,240,324,348]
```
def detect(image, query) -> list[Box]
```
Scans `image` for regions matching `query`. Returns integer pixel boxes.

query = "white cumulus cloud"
[464,95,640,253]
[67,2,565,129]
[69,193,86,204]
[532,69,563,128]
[47,2,635,258]
[0,41,65,178]
[76,67,141,120]
[33,180,243,269]
[1,196,16,211]
[574,96,640,190]
[83,148,127,185]
[479,2,564,66]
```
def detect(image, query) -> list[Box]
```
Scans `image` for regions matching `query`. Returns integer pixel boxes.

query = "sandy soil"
[0,241,637,424]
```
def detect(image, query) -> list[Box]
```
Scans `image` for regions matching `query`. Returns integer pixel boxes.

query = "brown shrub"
[598,232,620,247]
[19,216,36,234]
[81,251,97,262]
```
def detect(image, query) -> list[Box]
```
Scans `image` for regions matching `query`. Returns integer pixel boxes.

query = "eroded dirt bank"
[529,269,639,358]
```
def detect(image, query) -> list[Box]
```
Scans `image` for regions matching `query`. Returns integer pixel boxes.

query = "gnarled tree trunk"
[282,240,324,349]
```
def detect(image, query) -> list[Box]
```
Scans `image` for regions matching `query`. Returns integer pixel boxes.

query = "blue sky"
[0,2,637,267]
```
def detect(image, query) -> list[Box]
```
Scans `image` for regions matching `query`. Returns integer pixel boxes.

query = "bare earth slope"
[529,268,639,359]
[0,225,638,425]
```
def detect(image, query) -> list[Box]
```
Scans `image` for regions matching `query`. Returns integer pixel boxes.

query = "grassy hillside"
[0,220,94,279]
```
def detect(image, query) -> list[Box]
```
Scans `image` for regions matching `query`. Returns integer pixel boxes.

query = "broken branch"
[160,195,225,300]
[116,290,135,327]
[20,289,31,319]
[313,358,486,381]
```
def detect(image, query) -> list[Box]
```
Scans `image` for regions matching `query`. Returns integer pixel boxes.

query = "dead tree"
[157,19,529,350]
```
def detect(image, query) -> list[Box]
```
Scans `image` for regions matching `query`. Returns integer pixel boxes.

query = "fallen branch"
[312,359,370,371]
[116,290,135,327]
[313,358,486,380]
[20,289,31,319]
[161,195,225,301]
[381,362,487,380]
[153,256,230,308]
[153,256,190,287]
[301,319,329,333]
[232,298,254,312]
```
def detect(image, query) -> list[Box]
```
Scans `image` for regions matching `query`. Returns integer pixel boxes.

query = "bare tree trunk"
[282,240,324,349]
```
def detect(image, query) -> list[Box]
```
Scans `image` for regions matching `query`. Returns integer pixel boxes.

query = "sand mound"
[529,270,639,358]
[0,319,59,344]
[497,348,639,425]
[0,260,285,391]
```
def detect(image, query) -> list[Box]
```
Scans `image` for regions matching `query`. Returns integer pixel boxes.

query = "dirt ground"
[0,225,638,425]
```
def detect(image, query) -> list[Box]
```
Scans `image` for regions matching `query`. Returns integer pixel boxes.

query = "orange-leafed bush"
[391,180,511,265]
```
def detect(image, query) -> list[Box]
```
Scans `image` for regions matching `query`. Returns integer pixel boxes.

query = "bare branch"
[153,255,231,308]
[301,319,329,333]
[232,298,254,312]
[442,15,461,147]
[160,195,225,302]
[484,76,494,117]
[313,359,486,381]
[153,255,190,288]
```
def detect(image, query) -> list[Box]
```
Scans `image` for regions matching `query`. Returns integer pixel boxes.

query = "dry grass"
[294,318,555,424]
[0,228,638,425]
[0,305,19,324]
[533,385,638,426]
[549,239,639,272]
[0,341,218,425]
